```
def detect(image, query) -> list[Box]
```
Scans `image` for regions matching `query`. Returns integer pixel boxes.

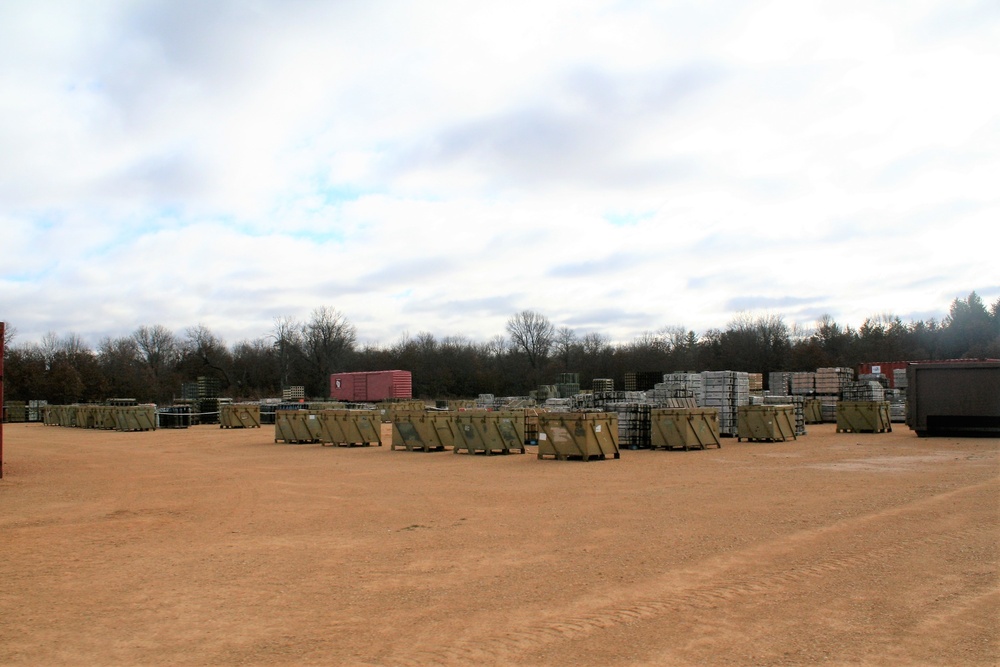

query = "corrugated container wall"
[330,371,412,402]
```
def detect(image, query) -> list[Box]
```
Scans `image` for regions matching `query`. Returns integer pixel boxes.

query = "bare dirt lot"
[1,420,997,666]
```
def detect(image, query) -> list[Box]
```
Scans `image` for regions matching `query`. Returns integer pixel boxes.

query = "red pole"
[1,321,5,479]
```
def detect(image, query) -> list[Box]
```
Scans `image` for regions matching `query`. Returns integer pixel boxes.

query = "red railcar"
[330,370,412,402]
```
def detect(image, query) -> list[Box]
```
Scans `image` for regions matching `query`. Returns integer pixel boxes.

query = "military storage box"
[536,412,620,461]
[737,405,797,442]
[649,408,721,450]
[389,412,456,451]
[316,410,382,447]
[452,411,526,455]
[220,403,261,429]
[274,410,322,444]
[836,401,892,433]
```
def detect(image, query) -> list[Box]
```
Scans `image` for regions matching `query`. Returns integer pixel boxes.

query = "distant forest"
[3,292,998,404]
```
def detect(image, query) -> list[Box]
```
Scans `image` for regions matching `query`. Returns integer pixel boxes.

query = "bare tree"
[183,324,232,386]
[302,307,357,397]
[2,323,16,349]
[554,326,577,370]
[133,325,179,378]
[97,336,147,400]
[580,331,612,356]
[506,310,554,370]
[269,316,302,389]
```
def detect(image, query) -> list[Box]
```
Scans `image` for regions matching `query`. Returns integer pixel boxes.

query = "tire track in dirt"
[384,480,997,667]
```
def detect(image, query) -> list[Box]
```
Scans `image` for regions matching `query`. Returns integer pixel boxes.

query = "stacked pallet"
[814,367,853,422]
[592,378,614,392]
[701,371,750,436]
[543,398,573,411]
[650,373,703,405]
[768,372,792,395]
[476,394,495,409]
[815,367,854,395]
[594,391,648,404]
[624,371,665,392]
[648,385,695,405]
[791,372,815,395]
[661,397,699,408]
[893,368,908,389]
[858,373,889,389]
[748,373,763,393]
[749,394,806,435]
[819,396,839,423]
[570,393,597,410]
[612,403,651,449]
[282,386,305,401]
[842,381,885,402]
[886,388,907,422]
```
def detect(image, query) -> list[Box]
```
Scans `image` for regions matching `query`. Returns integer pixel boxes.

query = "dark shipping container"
[906,361,1000,436]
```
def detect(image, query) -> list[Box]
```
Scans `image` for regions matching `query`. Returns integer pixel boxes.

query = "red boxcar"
[330,370,412,402]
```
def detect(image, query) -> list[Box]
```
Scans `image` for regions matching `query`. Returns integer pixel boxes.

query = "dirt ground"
[0,418,997,666]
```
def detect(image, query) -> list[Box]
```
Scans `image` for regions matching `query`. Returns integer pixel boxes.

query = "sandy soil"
[0,419,997,666]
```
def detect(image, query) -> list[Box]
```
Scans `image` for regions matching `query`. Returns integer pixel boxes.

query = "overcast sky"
[2,0,998,349]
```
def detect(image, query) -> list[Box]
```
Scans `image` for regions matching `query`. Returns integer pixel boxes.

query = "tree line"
[3,292,998,404]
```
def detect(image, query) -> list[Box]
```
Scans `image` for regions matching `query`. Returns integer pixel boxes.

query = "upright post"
[1,321,5,479]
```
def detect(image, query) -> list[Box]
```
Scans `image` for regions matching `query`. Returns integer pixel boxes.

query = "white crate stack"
[893,368,908,390]
[768,372,792,395]
[886,388,907,422]
[649,373,703,405]
[815,367,854,395]
[791,372,816,395]
[701,371,749,436]
[815,367,853,422]
[842,381,886,402]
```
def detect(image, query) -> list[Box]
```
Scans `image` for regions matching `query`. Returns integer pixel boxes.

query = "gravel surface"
[1,420,997,666]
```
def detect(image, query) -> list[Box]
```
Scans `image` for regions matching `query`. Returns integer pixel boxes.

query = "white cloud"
[1,0,998,348]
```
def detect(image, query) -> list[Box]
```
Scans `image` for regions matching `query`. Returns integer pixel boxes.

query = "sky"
[1,0,998,350]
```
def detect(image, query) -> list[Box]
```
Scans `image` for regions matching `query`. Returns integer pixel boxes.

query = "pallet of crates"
[791,372,815,396]
[701,370,749,437]
[842,381,885,403]
[612,402,651,450]
[768,372,792,396]
[816,367,854,395]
